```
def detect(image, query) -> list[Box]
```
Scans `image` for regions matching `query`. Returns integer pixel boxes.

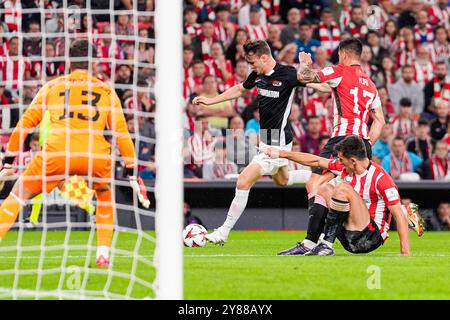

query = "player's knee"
[236,176,252,190]
[305,174,320,192]
[273,175,289,186]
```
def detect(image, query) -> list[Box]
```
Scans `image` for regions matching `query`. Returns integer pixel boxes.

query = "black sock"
[307,196,315,213]
[306,203,328,243]
[323,199,349,244]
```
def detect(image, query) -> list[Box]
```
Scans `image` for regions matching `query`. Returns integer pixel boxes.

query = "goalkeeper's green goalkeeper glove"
[128,174,150,208]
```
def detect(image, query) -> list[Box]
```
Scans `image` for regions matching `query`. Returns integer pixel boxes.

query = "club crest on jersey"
[344,176,352,183]
[272,80,282,87]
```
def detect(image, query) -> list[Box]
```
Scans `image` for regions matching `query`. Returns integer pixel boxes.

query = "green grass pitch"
[0,230,449,299]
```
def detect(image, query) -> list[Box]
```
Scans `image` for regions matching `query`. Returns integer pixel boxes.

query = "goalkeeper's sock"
[30,194,43,224]
[95,189,114,257]
[0,193,24,240]
[286,170,312,186]
[220,188,249,236]
[305,194,329,243]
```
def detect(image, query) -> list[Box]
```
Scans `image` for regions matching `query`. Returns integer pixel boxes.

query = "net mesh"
[0,1,157,299]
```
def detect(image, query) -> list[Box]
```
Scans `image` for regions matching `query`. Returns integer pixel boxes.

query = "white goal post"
[154,0,184,300]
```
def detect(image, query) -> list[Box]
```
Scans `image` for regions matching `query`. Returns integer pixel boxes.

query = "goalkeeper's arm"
[109,91,150,208]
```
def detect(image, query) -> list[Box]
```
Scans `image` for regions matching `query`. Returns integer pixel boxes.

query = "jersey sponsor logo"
[322,66,334,76]
[359,78,369,86]
[258,88,280,98]
[384,187,399,202]
[272,80,282,87]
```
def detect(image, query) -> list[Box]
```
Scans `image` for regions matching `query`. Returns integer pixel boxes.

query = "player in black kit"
[193,40,326,244]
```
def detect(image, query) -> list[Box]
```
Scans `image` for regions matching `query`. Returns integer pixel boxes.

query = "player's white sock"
[96,246,110,259]
[287,170,312,186]
[302,239,317,249]
[220,188,250,236]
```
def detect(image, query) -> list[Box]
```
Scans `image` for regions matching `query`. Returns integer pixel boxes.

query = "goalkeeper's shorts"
[21,152,111,195]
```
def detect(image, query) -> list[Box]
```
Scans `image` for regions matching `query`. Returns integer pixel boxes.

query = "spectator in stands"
[183,45,195,79]
[443,122,450,147]
[425,201,450,231]
[366,30,389,67]
[360,44,378,80]
[115,14,134,46]
[126,115,155,179]
[202,140,238,180]
[114,64,133,101]
[312,47,332,70]
[374,56,397,90]
[184,201,205,227]
[433,26,450,64]
[277,43,297,65]
[299,116,323,156]
[243,4,269,41]
[395,26,416,67]
[372,122,393,163]
[206,42,233,85]
[406,119,433,162]
[390,98,418,142]
[184,5,201,38]
[428,0,450,29]
[22,84,37,106]
[377,86,395,118]
[23,20,41,57]
[290,103,305,144]
[280,8,301,46]
[226,28,249,68]
[238,0,267,28]
[197,75,235,132]
[382,136,423,181]
[2,36,32,93]
[426,140,450,180]
[31,42,65,81]
[414,10,434,46]
[319,135,330,152]
[214,4,236,49]
[295,21,320,62]
[423,62,450,117]
[183,60,207,101]
[430,99,450,141]
[315,8,340,58]
[413,44,434,86]
[345,5,368,39]
[397,0,423,29]
[186,115,218,178]
[191,20,216,61]
[390,65,424,115]
[96,23,126,77]
[303,90,331,135]
[137,27,154,64]
[333,0,352,32]
[225,115,257,173]
[267,25,283,59]
[380,19,398,53]
[244,106,260,145]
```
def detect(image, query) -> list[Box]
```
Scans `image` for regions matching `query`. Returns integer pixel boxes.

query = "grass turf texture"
[0,230,449,299]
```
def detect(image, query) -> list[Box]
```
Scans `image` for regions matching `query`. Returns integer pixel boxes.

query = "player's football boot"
[96,255,111,268]
[277,242,311,255]
[304,243,335,256]
[205,229,227,245]
[402,203,424,237]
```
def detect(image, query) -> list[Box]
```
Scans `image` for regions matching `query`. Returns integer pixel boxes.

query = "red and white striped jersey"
[328,160,401,240]
[183,76,204,101]
[184,23,202,37]
[0,56,31,90]
[1,0,21,32]
[187,132,216,165]
[413,60,434,84]
[214,21,236,48]
[204,58,233,83]
[434,41,450,63]
[244,23,270,40]
[303,97,332,135]
[31,61,65,80]
[319,64,381,140]
[389,115,418,142]
[428,4,450,29]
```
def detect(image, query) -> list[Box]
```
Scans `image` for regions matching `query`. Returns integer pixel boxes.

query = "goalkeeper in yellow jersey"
[0,39,150,268]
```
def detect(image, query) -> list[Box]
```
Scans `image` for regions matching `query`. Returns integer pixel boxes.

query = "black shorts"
[312,136,372,174]
[336,219,384,254]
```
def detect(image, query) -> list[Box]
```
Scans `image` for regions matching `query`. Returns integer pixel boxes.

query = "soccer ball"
[183,224,208,247]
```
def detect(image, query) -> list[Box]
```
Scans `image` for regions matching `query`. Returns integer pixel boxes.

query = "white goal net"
[0,0,183,300]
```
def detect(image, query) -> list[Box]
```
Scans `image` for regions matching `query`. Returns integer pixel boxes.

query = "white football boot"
[205,228,228,245]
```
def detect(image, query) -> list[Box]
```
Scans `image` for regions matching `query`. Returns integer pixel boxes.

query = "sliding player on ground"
[279,38,387,255]
[266,135,422,256]
[0,39,149,267]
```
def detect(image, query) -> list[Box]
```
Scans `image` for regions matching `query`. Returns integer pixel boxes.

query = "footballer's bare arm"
[296,52,321,84]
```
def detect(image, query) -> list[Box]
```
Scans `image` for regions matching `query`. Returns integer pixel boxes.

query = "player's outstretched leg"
[206,163,262,245]
[95,186,114,267]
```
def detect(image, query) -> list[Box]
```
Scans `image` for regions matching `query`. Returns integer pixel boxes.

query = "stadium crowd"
[0,0,449,185]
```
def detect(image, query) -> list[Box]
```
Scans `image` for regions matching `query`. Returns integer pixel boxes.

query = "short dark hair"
[69,39,96,70]
[399,97,412,107]
[243,40,271,57]
[338,38,363,57]
[299,20,311,28]
[334,135,367,160]
[418,119,429,127]
[393,136,405,143]
[30,133,40,142]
